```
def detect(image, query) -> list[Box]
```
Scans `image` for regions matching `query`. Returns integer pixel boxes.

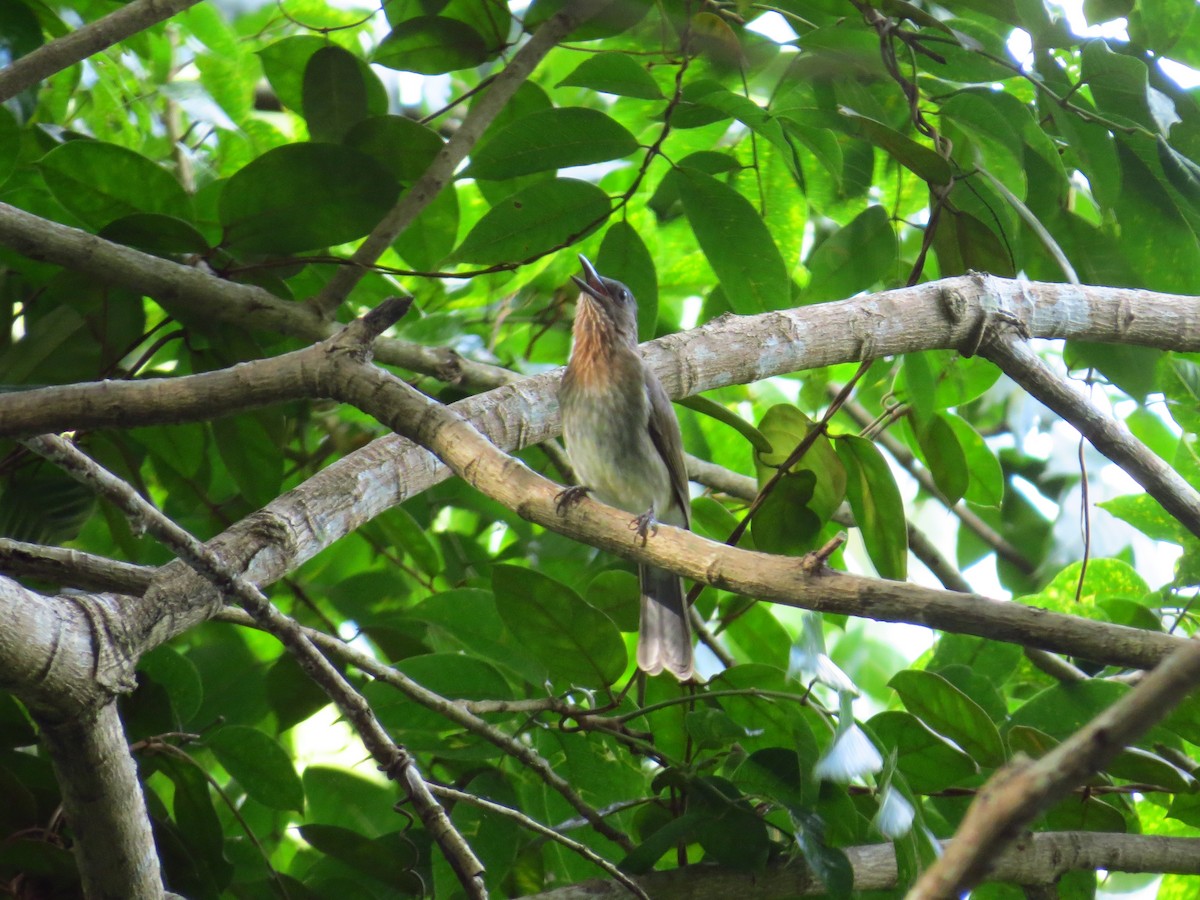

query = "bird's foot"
[630,508,658,546]
[555,485,591,515]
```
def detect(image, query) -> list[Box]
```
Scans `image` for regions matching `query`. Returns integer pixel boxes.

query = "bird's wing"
[644,372,691,528]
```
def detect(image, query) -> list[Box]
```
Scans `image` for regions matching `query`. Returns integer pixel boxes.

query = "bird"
[558,254,694,681]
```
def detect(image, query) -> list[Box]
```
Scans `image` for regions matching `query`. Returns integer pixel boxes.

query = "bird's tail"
[637,564,694,681]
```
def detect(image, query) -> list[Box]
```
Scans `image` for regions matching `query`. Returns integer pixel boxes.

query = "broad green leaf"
[837,108,952,184]
[944,413,1003,508]
[1158,355,1200,434]
[344,115,443,183]
[803,205,897,304]
[1019,558,1150,618]
[1081,40,1161,132]
[211,413,283,511]
[467,107,637,179]
[139,646,203,726]
[752,405,846,554]
[930,633,1023,684]
[837,435,907,580]
[689,777,770,870]
[585,570,640,631]
[299,825,420,890]
[451,178,609,265]
[677,167,790,314]
[889,669,1005,767]
[648,151,740,220]
[153,754,232,888]
[258,35,327,111]
[0,106,19,189]
[1066,340,1162,401]
[596,220,658,338]
[867,711,978,793]
[302,45,370,142]
[376,505,442,577]
[98,214,211,257]
[792,808,854,899]
[557,53,663,99]
[1100,493,1185,543]
[492,564,626,686]
[913,413,969,505]
[679,395,772,453]
[39,140,191,229]
[395,182,459,269]
[207,725,304,812]
[219,143,399,254]
[374,17,489,74]
[1008,681,1147,745]
[1128,0,1195,53]
[0,463,95,545]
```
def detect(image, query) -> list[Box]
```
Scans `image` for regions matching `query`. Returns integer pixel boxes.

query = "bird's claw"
[630,509,658,546]
[556,485,591,515]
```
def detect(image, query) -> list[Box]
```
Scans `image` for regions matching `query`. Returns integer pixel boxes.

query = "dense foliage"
[3,0,1200,897]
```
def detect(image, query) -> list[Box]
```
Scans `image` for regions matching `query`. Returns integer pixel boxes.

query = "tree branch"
[911,620,1200,897]
[22,426,488,899]
[0,0,202,102]
[38,703,164,899]
[982,327,1200,539]
[523,832,1200,898]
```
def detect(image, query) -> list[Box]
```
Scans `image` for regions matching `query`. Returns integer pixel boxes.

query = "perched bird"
[558,255,694,681]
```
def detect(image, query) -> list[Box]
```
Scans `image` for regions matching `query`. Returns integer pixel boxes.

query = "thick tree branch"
[38,703,164,899]
[0,202,513,388]
[22,424,488,899]
[983,328,1200,538]
[0,537,153,593]
[523,832,1200,898]
[0,0,202,102]
[911,620,1200,897]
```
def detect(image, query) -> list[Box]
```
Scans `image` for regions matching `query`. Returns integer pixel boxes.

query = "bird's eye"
[618,289,629,302]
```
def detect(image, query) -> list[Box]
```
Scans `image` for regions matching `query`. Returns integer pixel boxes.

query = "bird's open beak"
[571,254,609,302]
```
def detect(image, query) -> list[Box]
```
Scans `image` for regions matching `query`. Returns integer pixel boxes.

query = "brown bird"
[558,255,694,681]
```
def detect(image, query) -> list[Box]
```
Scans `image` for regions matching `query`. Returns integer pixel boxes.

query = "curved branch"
[911,618,1200,897]
[0,0,202,102]
[524,832,1200,898]
[983,328,1200,539]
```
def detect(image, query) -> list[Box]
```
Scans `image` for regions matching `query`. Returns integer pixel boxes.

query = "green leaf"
[300,825,419,888]
[139,646,204,726]
[867,711,978,793]
[39,140,192,229]
[376,504,442,577]
[395,181,459,269]
[837,435,907,580]
[0,463,95,545]
[258,35,327,112]
[1008,681,1134,742]
[889,669,1006,767]
[1081,40,1161,132]
[679,395,772,453]
[837,108,953,184]
[210,413,283,511]
[1019,558,1150,619]
[557,53,663,99]
[803,205,897,305]
[451,178,609,265]
[754,407,845,513]
[677,167,790,314]
[0,106,20,189]
[344,115,444,183]
[98,214,211,257]
[219,143,399,254]
[492,564,626,686]
[1100,493,1185,543]
[302,45,370,142]
[374,17,489,74]
[914,413,969,505]
[596,220,658,338]
[207,724,304,812]
[466,107,638,179]
[944,413,1004,508]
